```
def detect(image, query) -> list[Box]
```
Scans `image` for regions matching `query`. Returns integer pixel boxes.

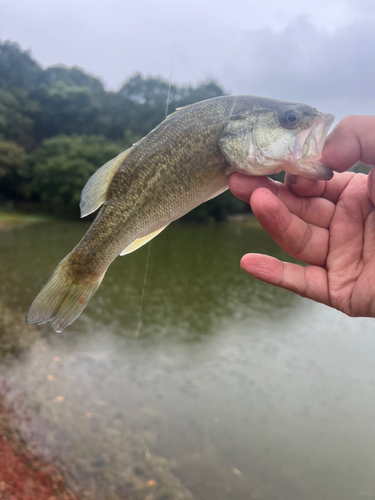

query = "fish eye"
[282,109,300,128]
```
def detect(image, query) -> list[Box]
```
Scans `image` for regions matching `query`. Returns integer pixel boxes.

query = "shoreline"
[0,212,53,232]
[0,384,82,500]
[0,209,259,233]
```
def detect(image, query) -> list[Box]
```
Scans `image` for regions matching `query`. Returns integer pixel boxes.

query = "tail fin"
[26,260,103,332]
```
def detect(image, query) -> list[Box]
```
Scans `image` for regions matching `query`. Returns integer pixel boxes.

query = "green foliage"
[41,66,104,93]
[187,190,248,222]
[349,162,372,174]
[0,40,247,221]
[31,135,127,216]
[0,140,25,178]
[0,140,26,199]
[0,40,42,91]
[0,88,38,148]
[119,74,225,136]
[32,82,100,140]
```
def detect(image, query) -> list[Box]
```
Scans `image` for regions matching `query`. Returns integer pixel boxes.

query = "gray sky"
[1,0,375,121]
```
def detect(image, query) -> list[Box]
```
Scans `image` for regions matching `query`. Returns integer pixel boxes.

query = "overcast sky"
[1,0,375,121]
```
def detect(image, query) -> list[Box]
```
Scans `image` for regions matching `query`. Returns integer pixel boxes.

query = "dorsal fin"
[166,105,188,119]
[80,148,132,218]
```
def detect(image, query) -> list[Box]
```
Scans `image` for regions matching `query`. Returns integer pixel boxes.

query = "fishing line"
[165,13,179,120]
[135,4,180,338]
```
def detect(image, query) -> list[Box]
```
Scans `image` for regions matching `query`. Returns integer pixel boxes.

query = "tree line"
[0,40,247,220]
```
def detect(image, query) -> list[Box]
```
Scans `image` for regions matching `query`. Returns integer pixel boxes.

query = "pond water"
[0,219,375,500]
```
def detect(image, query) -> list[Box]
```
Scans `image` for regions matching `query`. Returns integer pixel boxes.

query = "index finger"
[229,173,335,228]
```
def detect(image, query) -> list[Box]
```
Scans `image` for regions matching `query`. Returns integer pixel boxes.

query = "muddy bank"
[0,390,80,500]
[0,302,81,499]
[0,300,195,500]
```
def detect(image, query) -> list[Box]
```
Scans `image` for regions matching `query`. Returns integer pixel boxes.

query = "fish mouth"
[289,112,335,180]
[297,112,335,162]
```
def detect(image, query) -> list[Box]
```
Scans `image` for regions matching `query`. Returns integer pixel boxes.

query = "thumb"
[322,116,375,172]
[368,168,375,206]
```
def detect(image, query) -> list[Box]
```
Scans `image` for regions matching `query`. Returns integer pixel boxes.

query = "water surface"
[0,220,374,500]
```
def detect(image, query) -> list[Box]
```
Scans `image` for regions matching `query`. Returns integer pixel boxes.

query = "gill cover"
[219,113,257,172]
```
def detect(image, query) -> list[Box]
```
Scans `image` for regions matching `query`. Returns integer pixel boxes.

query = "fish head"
[220,99,335,180]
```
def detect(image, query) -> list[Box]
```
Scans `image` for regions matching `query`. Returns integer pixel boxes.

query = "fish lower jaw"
[234,156,285,176]
[284,159,333,180]
[232,155,333,180]
[235,164,284,177]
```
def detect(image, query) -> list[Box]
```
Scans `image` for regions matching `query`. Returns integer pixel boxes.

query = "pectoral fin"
[120,225,169,256]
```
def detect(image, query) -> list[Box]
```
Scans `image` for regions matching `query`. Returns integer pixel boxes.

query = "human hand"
[229,116,375,317]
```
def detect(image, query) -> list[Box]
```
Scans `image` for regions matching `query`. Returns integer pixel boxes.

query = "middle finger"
[250,188,329,267]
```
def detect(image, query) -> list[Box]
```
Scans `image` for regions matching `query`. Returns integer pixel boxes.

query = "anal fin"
[120,225,168,256]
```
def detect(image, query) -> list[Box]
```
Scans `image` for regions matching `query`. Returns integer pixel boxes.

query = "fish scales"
[69,99,233,273]
[27,95,335,332]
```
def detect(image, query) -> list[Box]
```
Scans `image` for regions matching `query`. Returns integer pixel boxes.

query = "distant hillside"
[0,41,247,220]
[0,40,225,145]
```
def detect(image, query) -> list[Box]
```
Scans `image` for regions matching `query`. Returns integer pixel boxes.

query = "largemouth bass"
[27,95,334,332]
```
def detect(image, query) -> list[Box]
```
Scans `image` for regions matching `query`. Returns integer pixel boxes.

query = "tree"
[0,41,42,92]
[31,82,102,140]
[41,66,104,93]
[0,140,26,199]
[186,190,249,222]
[118,74,225,136]
[0,88,38,149]
[0,40,240,221]
[30,135,129,215]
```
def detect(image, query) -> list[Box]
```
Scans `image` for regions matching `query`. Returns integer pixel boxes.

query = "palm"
[326,174,375,315]
[229,171,375,317]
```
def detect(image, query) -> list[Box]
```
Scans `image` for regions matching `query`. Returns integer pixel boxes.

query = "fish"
[26,95,334,332]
